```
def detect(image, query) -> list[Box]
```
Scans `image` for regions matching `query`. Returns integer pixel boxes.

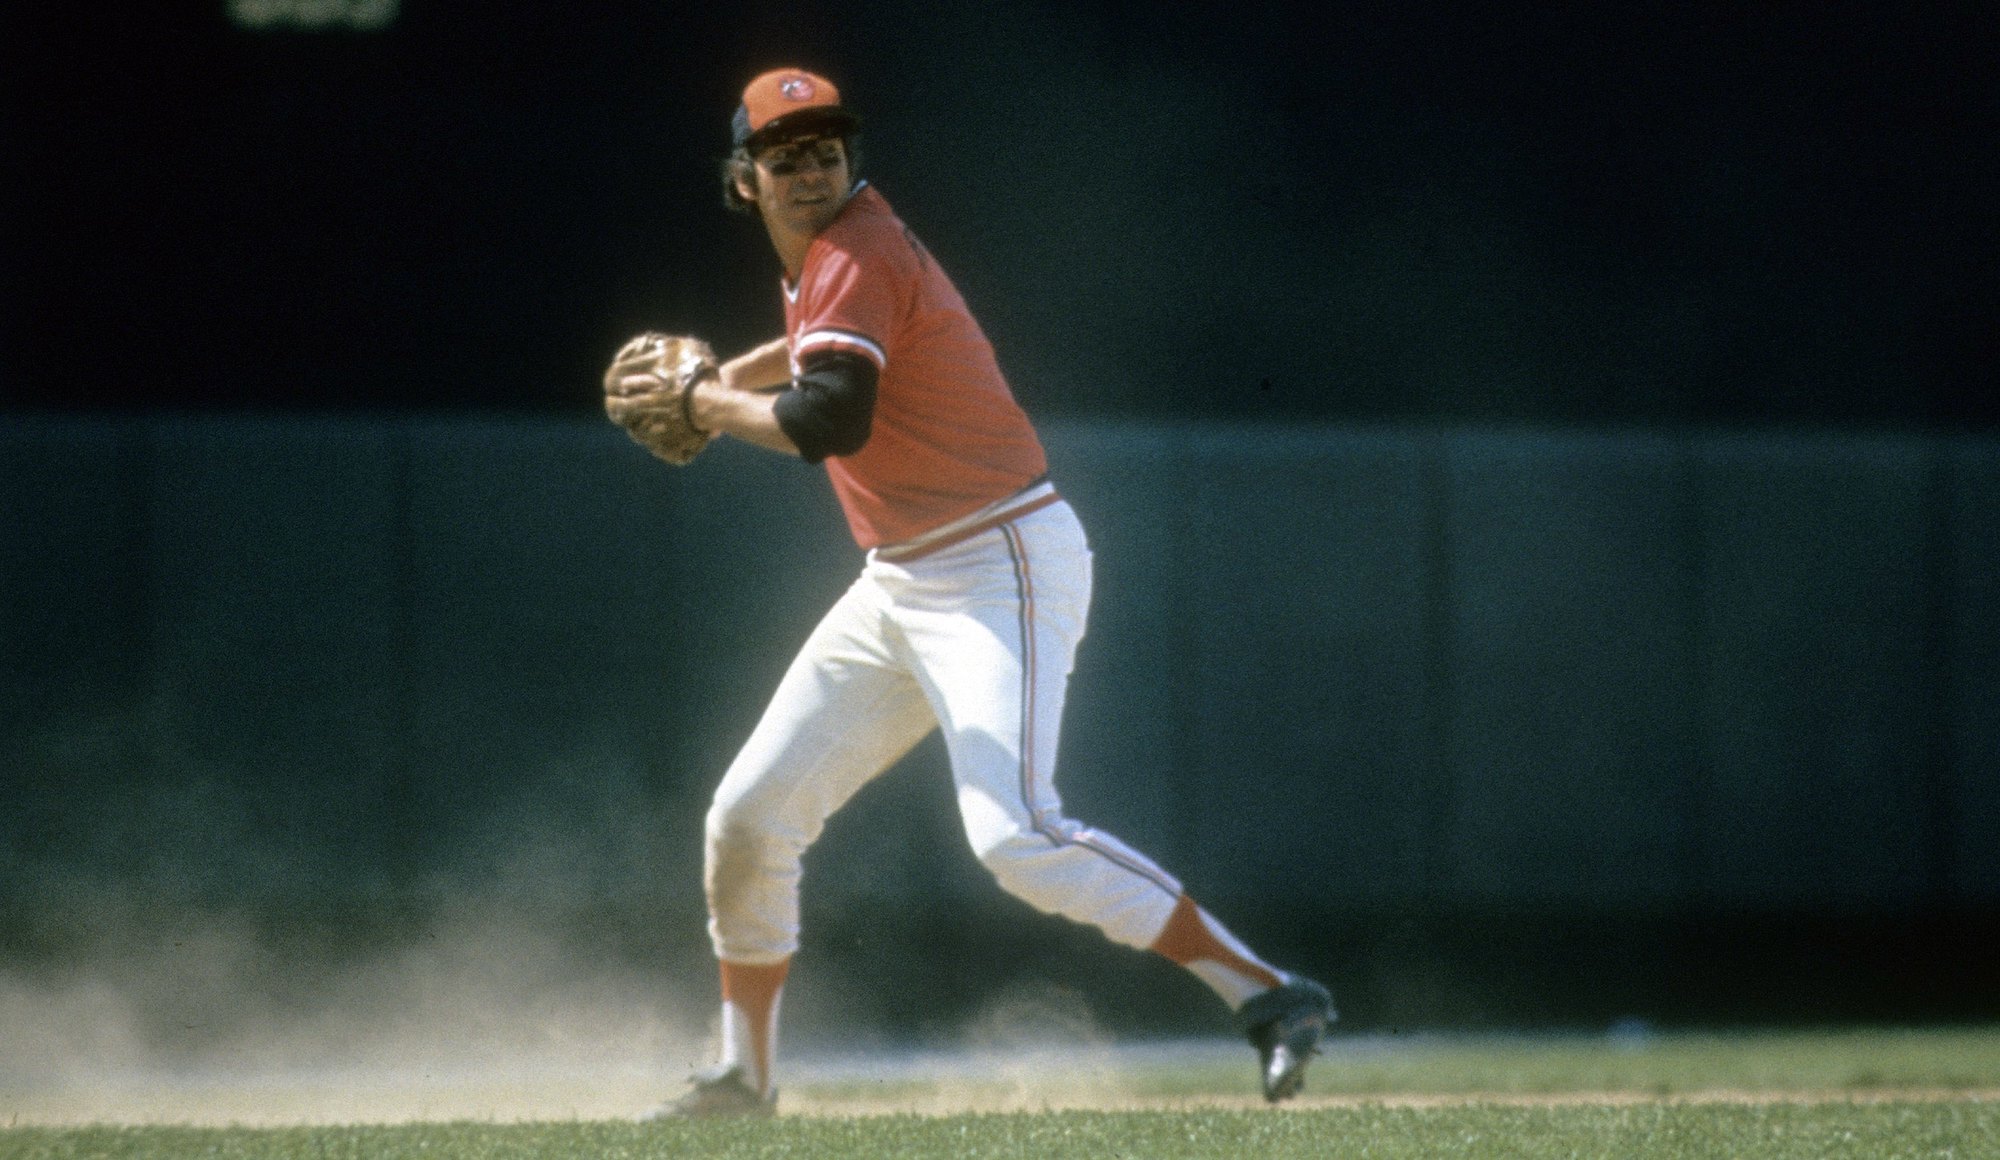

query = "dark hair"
[720,135,862,215]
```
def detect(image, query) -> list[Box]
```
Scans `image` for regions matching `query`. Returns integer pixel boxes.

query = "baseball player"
[636,68,1332,1117]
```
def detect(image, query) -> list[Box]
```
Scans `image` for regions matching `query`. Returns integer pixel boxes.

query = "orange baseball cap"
[732,68,860,149]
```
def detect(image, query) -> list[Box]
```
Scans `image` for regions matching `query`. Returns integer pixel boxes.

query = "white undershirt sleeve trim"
[795,328,888,369]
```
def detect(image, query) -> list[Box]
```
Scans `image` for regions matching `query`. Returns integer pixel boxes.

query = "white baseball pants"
[703,491,1185,965]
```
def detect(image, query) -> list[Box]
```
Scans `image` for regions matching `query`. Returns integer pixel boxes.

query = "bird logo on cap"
[735,68,855,147]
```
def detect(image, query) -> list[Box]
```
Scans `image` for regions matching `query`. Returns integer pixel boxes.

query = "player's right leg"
[653,573,937,1117]
[703,572,936,967]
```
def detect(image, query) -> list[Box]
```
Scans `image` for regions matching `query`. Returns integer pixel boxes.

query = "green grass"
[1176,1027,2000,1098]
[4,1104,1997,1160]
[6,1029,2000,1159]
[791,1027,2000,1106]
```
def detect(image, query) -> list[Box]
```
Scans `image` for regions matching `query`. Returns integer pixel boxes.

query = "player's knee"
[706,784,821,894]
[705,770,791,841]
[705,782,780,852]
[705,794,745,845]
[705,803,775,911]
[971,828,1053,898]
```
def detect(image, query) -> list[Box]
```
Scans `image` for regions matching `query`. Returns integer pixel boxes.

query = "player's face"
[745,135,852,237]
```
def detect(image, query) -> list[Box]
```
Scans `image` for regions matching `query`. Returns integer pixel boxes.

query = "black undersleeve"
[772,349,879,463]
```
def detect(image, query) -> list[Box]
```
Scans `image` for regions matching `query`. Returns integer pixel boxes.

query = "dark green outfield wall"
[4,416,1997,1030]
[10,5,1996,1040]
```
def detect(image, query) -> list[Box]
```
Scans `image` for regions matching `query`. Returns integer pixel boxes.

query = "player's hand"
[603,333,717,467]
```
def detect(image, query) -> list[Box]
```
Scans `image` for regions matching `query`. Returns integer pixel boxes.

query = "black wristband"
[682,364,718,434]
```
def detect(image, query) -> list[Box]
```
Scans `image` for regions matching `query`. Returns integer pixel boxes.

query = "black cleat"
[645,1064,777,1119]
[1237,977,1335,1103]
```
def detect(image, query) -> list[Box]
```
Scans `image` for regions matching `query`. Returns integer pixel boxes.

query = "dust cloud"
[0,926,1226,1124]
[0,713,1213,1126]
[0,900,715,1125]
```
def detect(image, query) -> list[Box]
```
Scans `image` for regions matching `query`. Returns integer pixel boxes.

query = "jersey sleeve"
[793,231,901,371]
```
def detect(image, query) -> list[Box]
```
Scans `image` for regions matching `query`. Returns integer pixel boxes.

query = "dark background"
[6,2,1995,428]
[4,1,2000,1062]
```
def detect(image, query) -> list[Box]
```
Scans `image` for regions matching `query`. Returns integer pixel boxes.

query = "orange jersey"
[784,183,1048,549]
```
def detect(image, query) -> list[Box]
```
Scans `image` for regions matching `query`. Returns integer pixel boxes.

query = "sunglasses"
[757,138,847,177]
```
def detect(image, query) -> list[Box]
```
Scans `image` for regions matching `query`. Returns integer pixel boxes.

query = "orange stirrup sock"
[718,958,791,1096]
[1149,894,1285,1010]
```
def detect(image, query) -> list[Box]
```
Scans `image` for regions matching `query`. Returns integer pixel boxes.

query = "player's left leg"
[877,501,1181,947]
[882,500,1331,1099]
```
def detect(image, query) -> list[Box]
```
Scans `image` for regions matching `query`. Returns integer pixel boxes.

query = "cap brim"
[740,106,861,150]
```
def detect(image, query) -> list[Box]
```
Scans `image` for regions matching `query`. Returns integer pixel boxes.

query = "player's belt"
[875,479,1060,564]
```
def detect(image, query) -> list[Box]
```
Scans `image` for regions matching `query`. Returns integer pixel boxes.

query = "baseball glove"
[603,332,718,466]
